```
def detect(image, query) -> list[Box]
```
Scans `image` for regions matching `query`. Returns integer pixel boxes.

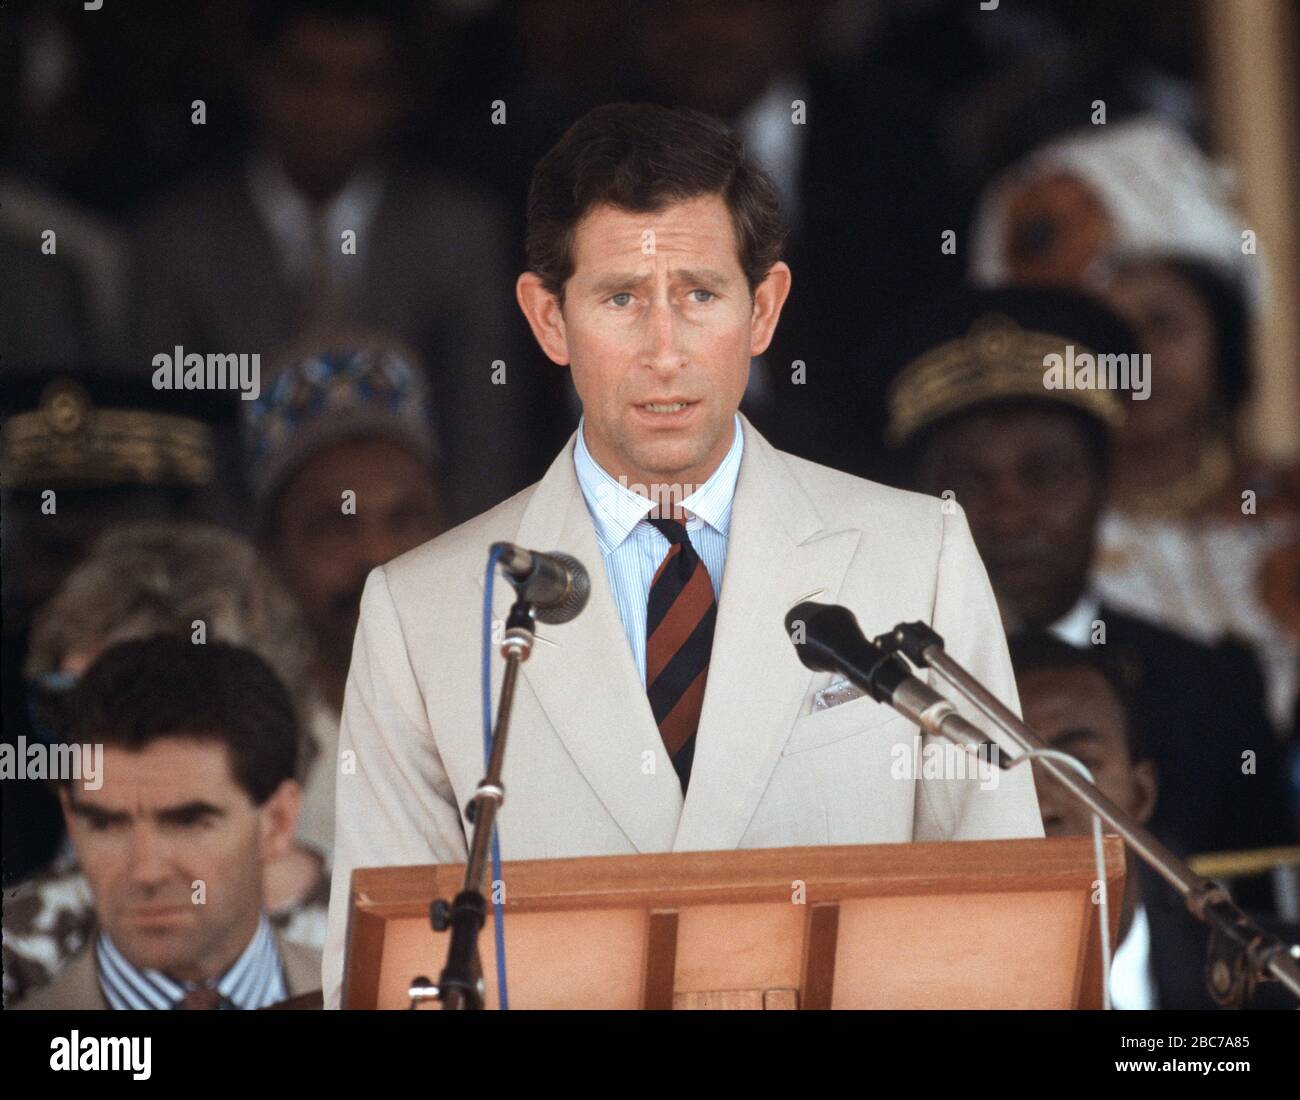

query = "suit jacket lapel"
[477,419,861,856]
[673,416,860,851]
[480,437,684,854]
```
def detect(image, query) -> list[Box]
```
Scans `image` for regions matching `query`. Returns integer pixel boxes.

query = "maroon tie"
[645,516,717,792]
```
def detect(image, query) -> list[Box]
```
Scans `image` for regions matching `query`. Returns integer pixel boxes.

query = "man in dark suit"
[123,0,531,525]
[1011,632,1298,1010]
[888,287,1295,861]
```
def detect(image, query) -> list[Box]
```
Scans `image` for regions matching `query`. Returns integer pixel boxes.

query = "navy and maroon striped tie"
[645,516,717,792]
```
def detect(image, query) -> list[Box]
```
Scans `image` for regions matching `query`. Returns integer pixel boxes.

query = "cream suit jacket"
[323,415,1043,1006]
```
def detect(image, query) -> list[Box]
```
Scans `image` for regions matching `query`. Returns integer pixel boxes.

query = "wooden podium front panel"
[346,837,1122,1009]
[832,889,1084,1008]
[674,903,806,995]
[370,904,809,1009]
[378,909,652,1009]
[365,892,1085,1009]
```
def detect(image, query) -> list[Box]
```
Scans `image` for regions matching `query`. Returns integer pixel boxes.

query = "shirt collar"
[1110,901,1156,1010]
[96,912,285,1010]
[246,152,385,277]
[573,413,744,553]
[1048,592,1103,648]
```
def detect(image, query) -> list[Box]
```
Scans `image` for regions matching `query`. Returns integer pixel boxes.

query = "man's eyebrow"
[585,271,641,295]
[69,802,130,824]
[154,801,226,824]
[1047,728,1106,752]
[586,267,737,295]
[672,267,734,288]
[69,800,228,824]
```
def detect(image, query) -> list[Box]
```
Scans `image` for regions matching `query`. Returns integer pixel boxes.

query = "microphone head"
[534,551,590,624]
[785,601,868,673]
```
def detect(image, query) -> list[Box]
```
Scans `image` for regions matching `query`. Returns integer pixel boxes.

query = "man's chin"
[624,424,729,479]
[626,445,711,490]
[113,939,200,977]
[108,920,204,973]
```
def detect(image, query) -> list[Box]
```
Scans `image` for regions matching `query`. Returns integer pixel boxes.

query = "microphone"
[784,602,1007,766]
[491,543,591,624]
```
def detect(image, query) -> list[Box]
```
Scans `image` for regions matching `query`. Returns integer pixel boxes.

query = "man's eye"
[688,289,714,303]
[609,292,633,307]
[83,816,126,833]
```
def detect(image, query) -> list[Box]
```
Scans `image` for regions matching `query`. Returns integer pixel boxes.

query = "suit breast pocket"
[780,694,908,756]
[743,694,920,849]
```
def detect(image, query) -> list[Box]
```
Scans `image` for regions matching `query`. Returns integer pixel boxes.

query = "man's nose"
[1031,766,1068,819]
[983,478,1036,539]
[641,298,687,375]
[127,826,172,887]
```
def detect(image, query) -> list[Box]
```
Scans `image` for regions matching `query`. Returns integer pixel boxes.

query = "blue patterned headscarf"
[241,337,438,506]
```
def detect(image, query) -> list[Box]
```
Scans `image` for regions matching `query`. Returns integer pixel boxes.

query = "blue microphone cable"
[481,544,509,1010]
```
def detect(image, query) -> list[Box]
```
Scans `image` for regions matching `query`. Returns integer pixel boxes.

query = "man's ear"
[1130,759,1159,826]
[258,779,302,862]
[749,261,792,358]
[516,272,571,366]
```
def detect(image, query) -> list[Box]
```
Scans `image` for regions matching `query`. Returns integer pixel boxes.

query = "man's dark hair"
[61,636,299,805]
[525,102,787,303]
[1007,630,1150,764]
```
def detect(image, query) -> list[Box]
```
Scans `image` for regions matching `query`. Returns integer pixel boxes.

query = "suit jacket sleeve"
[913,501,1045,842]
[322,565,468,1008]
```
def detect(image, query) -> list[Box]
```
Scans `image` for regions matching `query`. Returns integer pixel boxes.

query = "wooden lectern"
[342,836,1124,1009]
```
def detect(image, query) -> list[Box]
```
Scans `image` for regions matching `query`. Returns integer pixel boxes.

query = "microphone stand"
[872,621,1300,1008]
[418,599,536,1010]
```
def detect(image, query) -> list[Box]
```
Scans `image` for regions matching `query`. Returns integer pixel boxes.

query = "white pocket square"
[811,677,868,713]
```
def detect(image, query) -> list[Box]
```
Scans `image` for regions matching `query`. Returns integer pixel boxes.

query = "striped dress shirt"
[95,911,287,1010]
[573,414,743,684]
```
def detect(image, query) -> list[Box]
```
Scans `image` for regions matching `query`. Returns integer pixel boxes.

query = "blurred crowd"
[1,0,1298,1010]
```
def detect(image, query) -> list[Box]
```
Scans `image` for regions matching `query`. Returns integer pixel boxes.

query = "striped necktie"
[645,516,717,792]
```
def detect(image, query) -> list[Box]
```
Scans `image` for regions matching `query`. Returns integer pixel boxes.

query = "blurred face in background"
[918,404,1104,630]
[517,195,790,493]
[252,14,404,201]
[1100,261,1218,445]
[637,0,812,119]
[1018,665,1156,838]
[63,738,299,982]
[267,438,445,697]
[1,488,184,636]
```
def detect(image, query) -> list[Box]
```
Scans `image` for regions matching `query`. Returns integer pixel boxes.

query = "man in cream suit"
[323,103,1042,1007]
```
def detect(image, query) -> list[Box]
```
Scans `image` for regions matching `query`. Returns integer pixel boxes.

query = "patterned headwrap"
[241,334,438,507]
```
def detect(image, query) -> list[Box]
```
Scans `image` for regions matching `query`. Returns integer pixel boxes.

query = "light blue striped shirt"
[573,414,744,684]
[95,912,287,1010]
